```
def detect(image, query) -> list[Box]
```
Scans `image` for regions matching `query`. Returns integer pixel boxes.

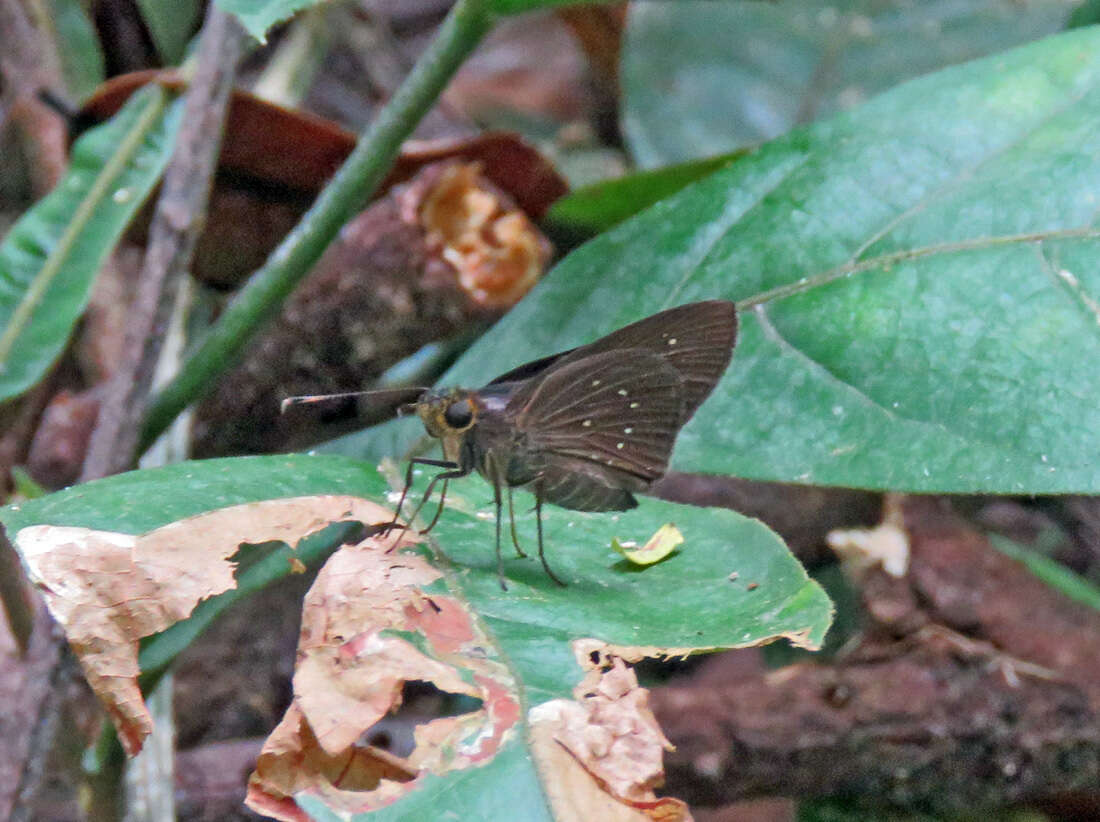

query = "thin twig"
[0,526,33,652]
[139,0,494,453]
[9,623,81,822]
[79,7,247,481]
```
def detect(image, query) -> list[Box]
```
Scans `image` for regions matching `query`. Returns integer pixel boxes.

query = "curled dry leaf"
[245,528,521,821]
[78,71,567,288]
[14,495,391,755]
[528,656,689,822]
[611,523,684,567]
[79,71,567,215]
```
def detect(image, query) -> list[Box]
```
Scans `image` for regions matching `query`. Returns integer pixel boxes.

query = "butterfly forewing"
[488,300,736,427]
[508,349,684,482]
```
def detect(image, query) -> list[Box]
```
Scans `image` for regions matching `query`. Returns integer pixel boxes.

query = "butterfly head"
[415,389,480,462]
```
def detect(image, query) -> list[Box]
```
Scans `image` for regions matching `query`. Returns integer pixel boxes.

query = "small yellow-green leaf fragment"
[611,523,683,566]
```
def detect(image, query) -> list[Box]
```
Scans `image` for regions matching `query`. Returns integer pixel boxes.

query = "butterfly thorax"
[415,387,519,467]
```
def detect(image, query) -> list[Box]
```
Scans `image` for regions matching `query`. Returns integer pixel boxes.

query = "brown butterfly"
[285,300,737,587]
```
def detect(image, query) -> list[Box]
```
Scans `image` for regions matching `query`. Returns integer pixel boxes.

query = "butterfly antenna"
[280,391,374,414]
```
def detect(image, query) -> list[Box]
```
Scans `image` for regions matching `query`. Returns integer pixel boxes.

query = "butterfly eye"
[444,400,474,429]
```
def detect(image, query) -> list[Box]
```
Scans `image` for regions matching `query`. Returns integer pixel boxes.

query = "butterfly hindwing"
[507,349,685,483]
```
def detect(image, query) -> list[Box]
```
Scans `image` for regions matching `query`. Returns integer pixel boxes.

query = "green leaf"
[543,151,744,246]
[0,87,182,402]
[135,0,201,64]
[298,744,553,822]
[0,453,830,818]
[0,455,382,533]
[1069,0,1100,28]
[9,466,47,500]
[622,0,1076,167]
[988,535,1100,612]
[439,28,1100,494]
[487,0,620,14]
[45,0,106,102]
[428,473,830,704]
[213,0,325,42]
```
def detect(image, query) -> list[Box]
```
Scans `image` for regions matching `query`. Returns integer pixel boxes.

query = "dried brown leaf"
[15,495,390,755]
[529,657,690,822]
[246,530,521,820]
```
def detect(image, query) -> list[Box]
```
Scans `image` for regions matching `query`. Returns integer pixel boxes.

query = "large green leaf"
[622,0,1075,167]
[0,87,182,402]
[436,27,1100,495]
[0,453,830,819]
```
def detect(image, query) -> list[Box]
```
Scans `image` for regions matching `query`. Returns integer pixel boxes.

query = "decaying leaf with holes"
[13,496,397,755]
[245,527,522,821]
[529,657,690,822]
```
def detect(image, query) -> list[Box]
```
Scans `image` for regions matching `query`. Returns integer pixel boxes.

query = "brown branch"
[79,7,248,481]
[0,527,33,652]
[653,497,1100,814]
[0,0,67,193]
[6,9,248,821]
[5,613,84,822]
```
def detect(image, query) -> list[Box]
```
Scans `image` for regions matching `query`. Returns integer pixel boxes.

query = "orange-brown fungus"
[419,163,551,309]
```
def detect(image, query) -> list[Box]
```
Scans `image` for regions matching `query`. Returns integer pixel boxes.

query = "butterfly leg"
[534,494,565,587]
[385,457,462,537]
[406,464,468,526]
[420,478,450,534]
[492,477,508,591]
[507,485,527,558]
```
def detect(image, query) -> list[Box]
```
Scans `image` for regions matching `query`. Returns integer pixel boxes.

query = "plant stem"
[80,6,245,480]
[139,0,494,453]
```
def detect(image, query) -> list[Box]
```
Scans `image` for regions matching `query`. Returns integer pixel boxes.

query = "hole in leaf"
[361,680,484,758]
